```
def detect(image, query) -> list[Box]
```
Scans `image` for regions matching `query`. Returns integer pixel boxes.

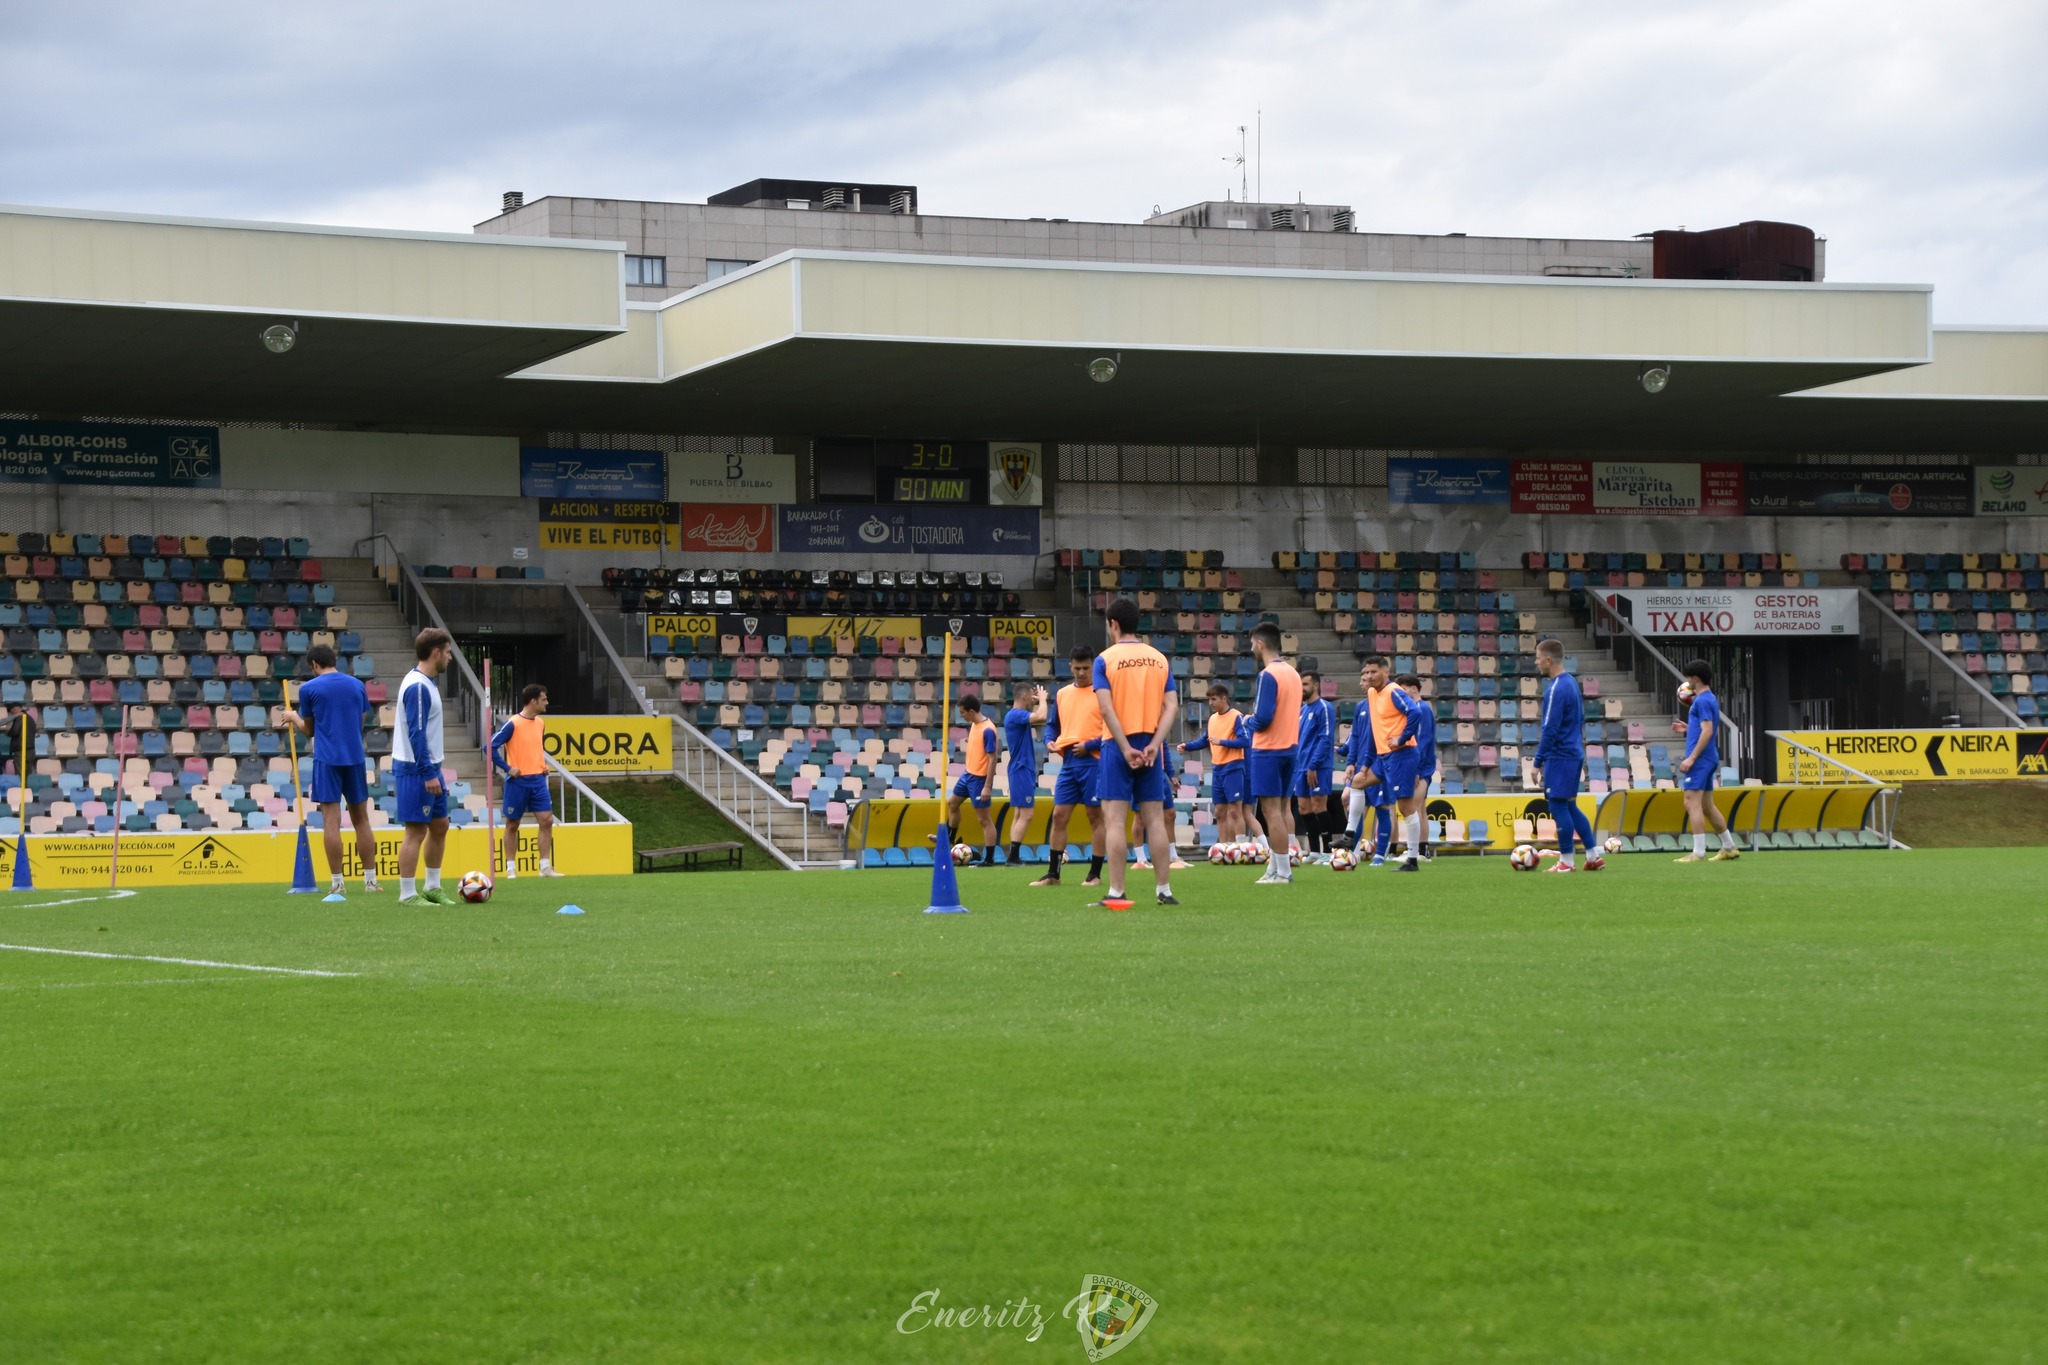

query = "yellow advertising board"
[0,823,633,889]
[1774,729,2048,782]
[536,498,679,552]
[989,616,1055,640]
[647,614,718,638]
[787,616,926,641]
[542,716,673,775]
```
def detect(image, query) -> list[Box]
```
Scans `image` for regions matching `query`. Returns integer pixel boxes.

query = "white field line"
[0,944,358,978]
[0,977,239,991]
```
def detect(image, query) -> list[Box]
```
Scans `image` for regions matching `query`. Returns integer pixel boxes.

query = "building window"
[1056,444,1257,484]
[1297,449,1403,486]
[706,259,758,281]
[624,255,666,287]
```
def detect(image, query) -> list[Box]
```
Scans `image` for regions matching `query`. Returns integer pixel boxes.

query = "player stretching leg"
[491,683,565,878]
[395,628,458,906]
[1031,649,1105,887]
[1247,624,1302,885]
[1001,681,1048,867]
[1090,599,1180,908]
[1676,659,1740,863]
[943,694,1002,864]
[1532,639,1603,872]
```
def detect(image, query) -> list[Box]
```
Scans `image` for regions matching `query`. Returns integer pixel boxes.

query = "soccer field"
[4,852,2043,1362]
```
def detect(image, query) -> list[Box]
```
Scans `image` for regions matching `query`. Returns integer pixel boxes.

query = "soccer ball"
[1508,844,1540,872]
[950,842,976,865]
[1207,842,1229,865]
[1603,836,1625,855]
[1677,681,1695,705]
[1245,842,1269,865]
[1330,846,1357,872]
[458,870,493,903]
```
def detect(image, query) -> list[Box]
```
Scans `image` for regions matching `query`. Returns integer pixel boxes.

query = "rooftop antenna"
[1256,107,1262,202]
[1226,125,1247,201]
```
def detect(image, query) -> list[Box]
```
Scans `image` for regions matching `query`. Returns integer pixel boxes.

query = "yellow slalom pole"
[938,637,951,796]
[283,680,308,828]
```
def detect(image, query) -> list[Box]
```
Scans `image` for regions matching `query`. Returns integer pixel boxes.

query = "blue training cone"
[924,822,969,915]
[9,835,32,891]
[287,824,320,895]
[557,904,585,916]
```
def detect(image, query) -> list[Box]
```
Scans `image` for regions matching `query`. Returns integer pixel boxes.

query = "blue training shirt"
[1537,671,1586,765]
[1298,696,1335,771]
[296,670,367,768]
[1344,699,1375,768]
[1003,705,1036,772]
[1685,688,1722,769]
[1410,696,1437,767]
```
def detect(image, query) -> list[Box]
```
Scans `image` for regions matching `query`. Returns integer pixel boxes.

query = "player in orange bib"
[1247,622,1302,883]
[1090,598,1180,909]
[489,682,566,878]
[944,693,1002,863]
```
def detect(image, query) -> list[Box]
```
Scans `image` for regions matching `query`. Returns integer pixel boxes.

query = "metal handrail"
[352,533,493,749]
[540,752,632,826]
[568,586,656,717]
[1584,591,1690,706]
[1766,729,1904,849]
[1859,589,2022,728]
[668,716,848,869]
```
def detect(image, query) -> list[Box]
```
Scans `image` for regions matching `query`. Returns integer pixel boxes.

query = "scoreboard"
[818,437,988,504]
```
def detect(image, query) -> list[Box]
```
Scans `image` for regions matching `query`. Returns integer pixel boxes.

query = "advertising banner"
[679,503,775,553]
[0,420,221,488]
[1511,460,1743,516]
[1774,729,2048,783]
[1389,457,1511,506]
[0,824,632,889]
[787,615,929,641]
[537,499,678,552]
[777,505,1040,557]
[1743,465,1973,518]
[645,613,1049,643]
[987,441,1045,506]
[1974,466,2048,515]
[542,716,673,775]
[520,448,665,500]
[1600,587,1860,637]
[668,451,797,504]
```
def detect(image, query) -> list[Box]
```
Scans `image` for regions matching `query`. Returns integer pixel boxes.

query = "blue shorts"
[1292,765,1334,798]
[1212,761,1249,806]
[1052,758,1100,808]
[1362,759,1395,807]
[1096,734,1169,806]
[504,773,552,819]
[1542,758,1583,802]
[952,772,991,808]
[1006,763,1037,808]
[1248,749,1296,800]
[394,764,449,825]
[310,759,368,808]
[1682,758,1720,792]
[1378,746,1421,801]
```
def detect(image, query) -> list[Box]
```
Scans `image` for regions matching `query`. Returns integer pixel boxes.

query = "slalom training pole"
[109,709,130,890]
[924,625,967,914]
[283,680,318,894]
[484,655,498,877]
[9,709,33,891]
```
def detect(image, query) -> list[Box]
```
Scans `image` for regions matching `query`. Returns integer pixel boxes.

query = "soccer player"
[1091,598,1179,908]
[1676,658,1740,863]
[1247,623,1301,884]
[1360,654,1426,871]
[1001,680,1048,867]
[945,694,1001,863]
[1180,683,1249,844]
[490,682,566,879]
[394,627,458,906]
[1293,669,1336,856]
[1396,674,1438,859]
[290,643,380,900]
[1531,639,1604,872]
[1339,666,1395,865]
[1030,648,1105,888]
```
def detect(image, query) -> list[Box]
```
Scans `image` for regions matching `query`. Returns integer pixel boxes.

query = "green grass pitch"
[3,851,2044,1363]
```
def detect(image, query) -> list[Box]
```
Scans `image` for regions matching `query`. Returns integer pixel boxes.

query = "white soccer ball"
[1509,844,1540,872]
[458,869,494,903]
[1245,842,1268,865]
[1208,842,1229,865]
[1603,836,1625,855]
[950,842,976,865]
[1677,681,1695,705]
[1330,846,1357,872]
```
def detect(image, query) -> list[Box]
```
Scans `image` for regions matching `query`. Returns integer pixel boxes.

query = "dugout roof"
[3,204,2044,453]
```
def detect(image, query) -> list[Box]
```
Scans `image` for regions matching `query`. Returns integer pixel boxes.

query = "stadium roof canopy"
[3,204,2043,453]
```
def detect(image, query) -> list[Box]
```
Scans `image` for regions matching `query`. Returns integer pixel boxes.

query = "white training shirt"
[391,666,445,770]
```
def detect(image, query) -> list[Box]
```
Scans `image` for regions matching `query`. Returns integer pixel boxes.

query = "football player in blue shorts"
[1397,674,1438,860]
[1675,658,1741,863]
[1292,670,1337,858]
[1000,680,1049,867]
[490,682,566,878]
[1532,640,1604,873]
[394,628,458,905]
[290,643,381,900]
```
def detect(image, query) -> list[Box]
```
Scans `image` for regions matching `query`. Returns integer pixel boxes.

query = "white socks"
[1346,788,1367,837]
[1693,833,1708,857]
[1719,830,1737,850]
[539,858,551,871]
[399,876,417,899]
[1404,813,1422,861]
[424,868,442,890]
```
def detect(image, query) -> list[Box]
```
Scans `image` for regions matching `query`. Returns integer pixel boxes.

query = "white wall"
[222,429,518,496]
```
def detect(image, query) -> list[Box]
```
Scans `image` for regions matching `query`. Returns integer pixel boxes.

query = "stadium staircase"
[327,557,488,788]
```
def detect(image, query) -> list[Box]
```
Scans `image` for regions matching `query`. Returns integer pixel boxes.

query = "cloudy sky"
[6,0,2044,321]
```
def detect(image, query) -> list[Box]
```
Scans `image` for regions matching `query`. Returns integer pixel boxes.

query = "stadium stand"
[1841,552,2048,717]
[0,532,490,838]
